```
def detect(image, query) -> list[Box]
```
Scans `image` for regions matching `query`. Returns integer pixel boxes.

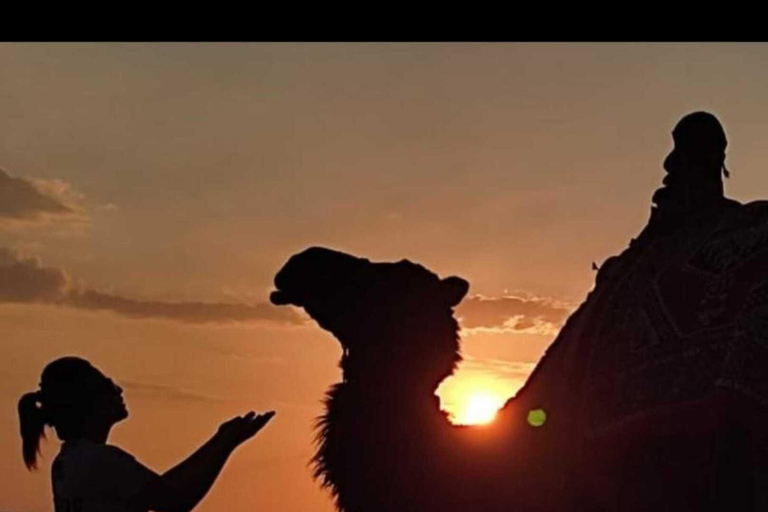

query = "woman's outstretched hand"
[216,411,276,449]
[134,410,277,512]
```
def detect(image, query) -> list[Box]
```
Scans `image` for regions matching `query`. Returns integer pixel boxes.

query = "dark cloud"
[0,168,76,221]
[0,246,303,326]
[0,247,69,302]
[0,240,564,331]
[455,294,572,335]
[67,289,303,325]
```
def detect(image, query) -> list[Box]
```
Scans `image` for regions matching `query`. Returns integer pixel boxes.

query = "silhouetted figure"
[18,356,275,512]
[640,111,740,241]
[274,112,768,512]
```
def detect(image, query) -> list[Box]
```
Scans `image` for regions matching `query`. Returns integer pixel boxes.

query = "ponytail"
[18,391,47,470]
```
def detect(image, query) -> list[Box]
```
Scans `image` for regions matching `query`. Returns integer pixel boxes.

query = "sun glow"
[460,392,505,425]
[436,360,530,426]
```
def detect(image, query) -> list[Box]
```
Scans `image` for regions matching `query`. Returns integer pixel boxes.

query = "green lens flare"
[527,408,547,427]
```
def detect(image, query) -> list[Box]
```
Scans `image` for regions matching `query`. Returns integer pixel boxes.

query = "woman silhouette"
[18,356,275,512]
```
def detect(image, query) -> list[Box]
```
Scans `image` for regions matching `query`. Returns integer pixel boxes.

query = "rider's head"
[663,111,728,180]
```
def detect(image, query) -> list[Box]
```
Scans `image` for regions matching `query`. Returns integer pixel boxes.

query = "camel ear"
[441,276,469,307]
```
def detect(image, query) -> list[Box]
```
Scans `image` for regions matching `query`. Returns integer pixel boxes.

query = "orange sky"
[4,43,768,512]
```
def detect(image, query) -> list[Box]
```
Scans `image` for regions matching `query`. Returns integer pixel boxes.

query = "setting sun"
[436,360,529,426]
[460,392,505,425]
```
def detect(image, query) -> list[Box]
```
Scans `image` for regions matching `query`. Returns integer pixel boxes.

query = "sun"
[460,392,505,425]
[435,359,529,426]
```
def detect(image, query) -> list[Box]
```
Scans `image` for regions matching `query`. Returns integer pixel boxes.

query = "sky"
[3,42,768,511]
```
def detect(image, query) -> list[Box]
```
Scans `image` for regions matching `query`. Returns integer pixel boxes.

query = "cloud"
[0,245,569,332]
[123,380,317,412]
[457,356,537,381]
[455,294,573,336]
[0,246,303,326]
[0,247,70,302]
[122,380,226,403]
[0,168,87,227]
[67,289,302,325]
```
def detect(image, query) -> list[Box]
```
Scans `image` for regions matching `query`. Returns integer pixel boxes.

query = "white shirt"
[52,439,158,512]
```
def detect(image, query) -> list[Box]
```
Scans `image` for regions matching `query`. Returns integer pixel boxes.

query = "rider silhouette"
[630,111,741,248]
[650,112,739,224]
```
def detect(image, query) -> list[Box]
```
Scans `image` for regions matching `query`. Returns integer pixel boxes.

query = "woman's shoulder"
[55,440,144,476]
[53,439,159,503]
[59,439,129,456]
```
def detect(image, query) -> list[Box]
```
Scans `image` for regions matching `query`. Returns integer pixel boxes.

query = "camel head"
[271,247,469,391]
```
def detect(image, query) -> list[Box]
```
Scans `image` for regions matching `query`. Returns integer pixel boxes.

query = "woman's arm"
[131,411,275,512]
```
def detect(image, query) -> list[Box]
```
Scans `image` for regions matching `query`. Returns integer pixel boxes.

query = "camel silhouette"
[270,248,590,512]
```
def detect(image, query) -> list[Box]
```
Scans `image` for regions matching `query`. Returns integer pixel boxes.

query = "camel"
[270,247,590,512]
